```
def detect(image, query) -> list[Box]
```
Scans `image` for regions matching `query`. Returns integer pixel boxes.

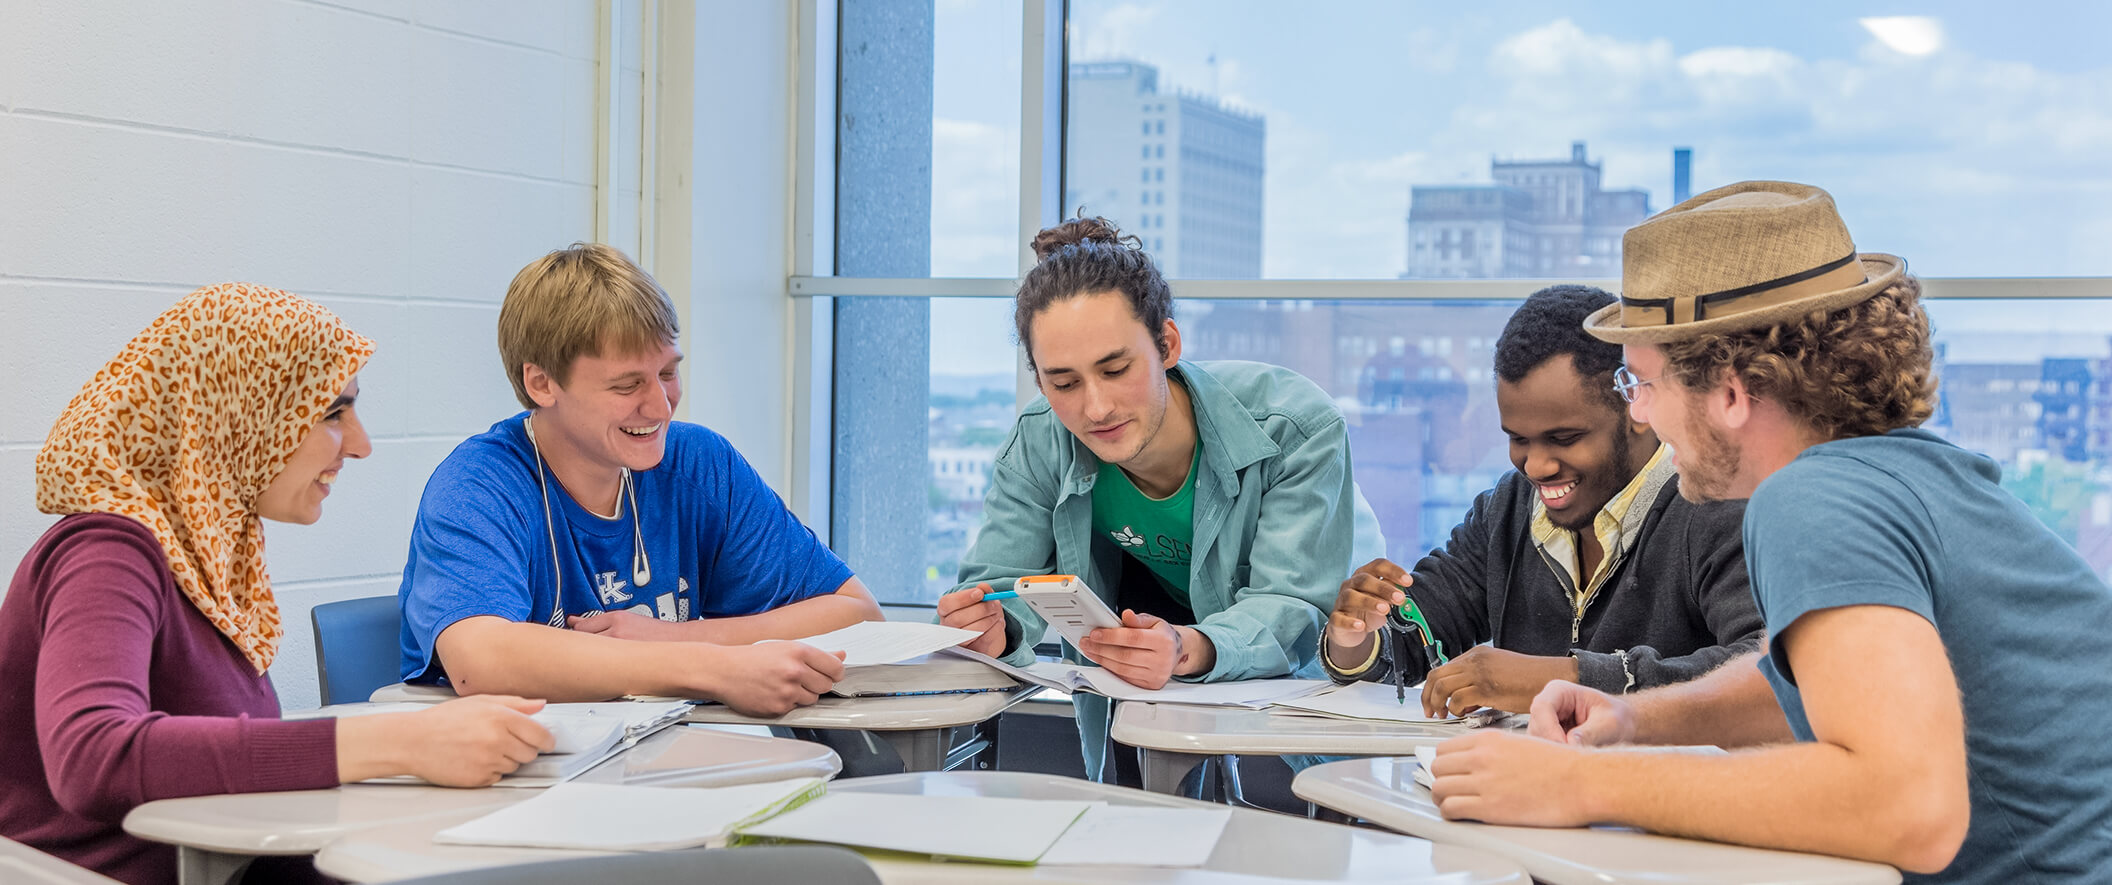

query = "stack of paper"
[941,647,1330,707]
[784,621,1023,697]
[827,653,1022,698]
[435,777,827,851]
[1269,681,1474,725]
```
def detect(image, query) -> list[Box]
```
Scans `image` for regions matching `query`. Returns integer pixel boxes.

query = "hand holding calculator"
[1007,574,1123,649]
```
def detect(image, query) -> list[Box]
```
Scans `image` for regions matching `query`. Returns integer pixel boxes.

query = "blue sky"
[926,1,2112,375]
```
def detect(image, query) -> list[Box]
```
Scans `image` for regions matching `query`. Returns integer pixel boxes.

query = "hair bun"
[1030,215,1138,261]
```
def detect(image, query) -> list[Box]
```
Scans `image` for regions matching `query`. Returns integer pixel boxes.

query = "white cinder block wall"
[0,1,606,710]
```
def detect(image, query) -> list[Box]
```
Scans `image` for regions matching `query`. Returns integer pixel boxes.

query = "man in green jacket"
[938,217,1381,783]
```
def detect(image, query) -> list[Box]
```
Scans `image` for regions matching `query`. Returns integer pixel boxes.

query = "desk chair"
[0,836,123,884]
[385,846,880,884]
[311,595,403,706]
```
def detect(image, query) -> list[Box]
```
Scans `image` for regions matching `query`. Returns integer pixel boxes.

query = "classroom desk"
[123,726,841,885]
[313,770,1533,883]
[0,836,124,884]
[1112,701,1487,794]
[681,688,1041,773]
[367,681,1039,774]
[1292,757,1901,885]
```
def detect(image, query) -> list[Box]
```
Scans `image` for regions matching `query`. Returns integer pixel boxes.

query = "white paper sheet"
[1040,804,1232,867]
[737,792,1093,864]
[435,778,826,851]
[788,621,981,667]
[1270,680,1470,724]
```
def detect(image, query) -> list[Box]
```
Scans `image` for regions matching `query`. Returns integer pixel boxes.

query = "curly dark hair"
[1658,277,1937,441]
[1494,285,1625,410]
[1014,215,1172,370]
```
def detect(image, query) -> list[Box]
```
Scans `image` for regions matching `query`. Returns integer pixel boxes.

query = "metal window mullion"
[787,276,2112,301]
[1016,0,1065,407]
[789,0,840,535]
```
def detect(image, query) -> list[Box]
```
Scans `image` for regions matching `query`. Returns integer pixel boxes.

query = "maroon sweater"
[0,514,339,885]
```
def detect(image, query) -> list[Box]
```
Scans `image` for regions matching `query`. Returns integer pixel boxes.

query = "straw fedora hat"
[1583,180,1904,344]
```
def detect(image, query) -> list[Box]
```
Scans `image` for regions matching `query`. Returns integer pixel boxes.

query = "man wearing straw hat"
[1422,181,2112,881]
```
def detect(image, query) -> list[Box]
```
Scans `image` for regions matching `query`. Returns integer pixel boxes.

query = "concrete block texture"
[0,1,604,710]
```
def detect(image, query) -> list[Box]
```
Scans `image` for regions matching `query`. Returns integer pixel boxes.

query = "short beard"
[1677,416,1743,503]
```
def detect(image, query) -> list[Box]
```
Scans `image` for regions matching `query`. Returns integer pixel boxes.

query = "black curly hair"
[1493,284,1625,410]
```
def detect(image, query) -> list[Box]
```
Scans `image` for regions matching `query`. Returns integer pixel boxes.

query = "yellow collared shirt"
[1529,444,1674,615]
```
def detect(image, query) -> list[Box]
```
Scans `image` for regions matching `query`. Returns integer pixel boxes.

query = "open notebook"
[940,647,1330,707]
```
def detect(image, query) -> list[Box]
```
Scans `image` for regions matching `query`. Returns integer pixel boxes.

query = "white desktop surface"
[1,836,123,884]
[1112,700,1478,755]
[680,687,1037,730]
[314,770,1531,884]
[122,726,840,857]
[1292,757,1901,885]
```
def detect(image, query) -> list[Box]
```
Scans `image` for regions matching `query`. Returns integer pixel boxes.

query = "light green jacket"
[954,359,1384,780]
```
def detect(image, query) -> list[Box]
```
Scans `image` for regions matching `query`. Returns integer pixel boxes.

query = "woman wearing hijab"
[0,283,554,885]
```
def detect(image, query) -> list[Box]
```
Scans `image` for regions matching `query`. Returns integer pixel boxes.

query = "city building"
[1404,141,1652,279]
[1065,61,1265,279]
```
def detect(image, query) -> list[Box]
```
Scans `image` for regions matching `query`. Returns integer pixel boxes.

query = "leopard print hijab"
[36,283,375,673]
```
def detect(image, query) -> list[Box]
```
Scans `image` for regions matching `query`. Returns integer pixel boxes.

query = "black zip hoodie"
[1327,469,1763,693]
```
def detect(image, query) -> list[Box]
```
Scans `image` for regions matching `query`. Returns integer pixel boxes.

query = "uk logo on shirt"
[595,570,632,605]
[1110,526,1146,548]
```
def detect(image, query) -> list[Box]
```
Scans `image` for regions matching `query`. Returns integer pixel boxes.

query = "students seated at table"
[1322,285,1763,716]
[397,244,875,714]
[0,284,555,885]
[937,217,1383,783]
[1429,181,2112,880]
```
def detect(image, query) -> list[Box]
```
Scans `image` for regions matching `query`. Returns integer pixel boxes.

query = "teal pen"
[982,589,1020,600]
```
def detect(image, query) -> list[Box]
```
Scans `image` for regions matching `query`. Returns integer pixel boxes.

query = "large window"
[820,1,2112,605]
[1065,0,2112,279]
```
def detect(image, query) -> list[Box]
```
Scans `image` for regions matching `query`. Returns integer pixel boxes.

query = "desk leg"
[876,728,945,772]
[176,846,253,885]
[1138,747,1212,795]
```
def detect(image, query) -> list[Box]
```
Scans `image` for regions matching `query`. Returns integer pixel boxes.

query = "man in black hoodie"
[1323,285,1762,717]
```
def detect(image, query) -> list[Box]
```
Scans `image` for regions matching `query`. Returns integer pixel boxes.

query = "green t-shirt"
[1091,443,1200,605]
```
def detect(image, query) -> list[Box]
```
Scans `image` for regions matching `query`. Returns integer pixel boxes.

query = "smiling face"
[527,338,683,478]
[1027,291,1182,468]
[1621,344,1744,502]
[254,379,370,525]
[1496,354,1654,530]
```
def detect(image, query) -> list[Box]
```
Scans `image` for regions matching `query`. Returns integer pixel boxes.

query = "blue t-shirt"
[397,414,853,682]
[1746,429,2112,884]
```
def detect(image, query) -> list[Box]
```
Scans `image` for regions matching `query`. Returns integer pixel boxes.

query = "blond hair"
[497,243,679,409]
[1659,277,1938,441]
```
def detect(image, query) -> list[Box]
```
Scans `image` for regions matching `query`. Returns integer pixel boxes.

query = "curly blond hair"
[1658,276,1938,441]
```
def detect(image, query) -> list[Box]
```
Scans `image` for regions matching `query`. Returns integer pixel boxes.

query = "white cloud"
[1860,16,1945,57]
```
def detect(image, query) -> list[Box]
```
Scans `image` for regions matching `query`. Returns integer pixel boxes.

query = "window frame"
[791,0,2112,606]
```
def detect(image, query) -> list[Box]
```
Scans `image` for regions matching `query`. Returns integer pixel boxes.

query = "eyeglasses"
[1612,366,1658,403]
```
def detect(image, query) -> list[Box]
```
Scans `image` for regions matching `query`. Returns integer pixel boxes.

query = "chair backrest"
[311,595,403,706]
[387,846,881,885]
